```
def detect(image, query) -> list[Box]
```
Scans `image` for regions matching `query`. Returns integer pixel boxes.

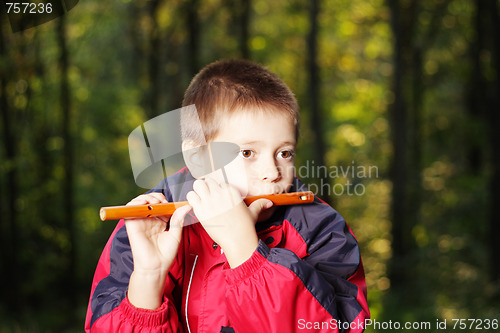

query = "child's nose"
[259,158,282,183]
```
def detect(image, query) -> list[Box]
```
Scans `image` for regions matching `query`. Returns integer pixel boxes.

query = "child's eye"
[239,150,255,159]
[278,150,294,159]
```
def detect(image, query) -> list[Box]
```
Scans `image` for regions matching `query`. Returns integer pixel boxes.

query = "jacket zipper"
[185,254,199,333]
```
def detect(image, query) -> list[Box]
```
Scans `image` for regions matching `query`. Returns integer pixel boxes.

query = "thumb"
[248,199,273,218]
[169,204,192,230]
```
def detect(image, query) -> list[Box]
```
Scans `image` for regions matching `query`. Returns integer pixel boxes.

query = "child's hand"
[186,178,273,268]
[124,192,192,309]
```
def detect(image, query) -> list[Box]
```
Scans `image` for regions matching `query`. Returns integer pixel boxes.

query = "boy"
[85,59,369,332]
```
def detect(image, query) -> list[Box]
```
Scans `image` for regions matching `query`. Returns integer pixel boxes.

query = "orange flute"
[99,191,314,221]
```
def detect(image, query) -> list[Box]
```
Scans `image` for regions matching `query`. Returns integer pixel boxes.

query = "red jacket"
[85,171,370,332]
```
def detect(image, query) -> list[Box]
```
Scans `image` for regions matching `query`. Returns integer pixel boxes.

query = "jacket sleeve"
[84,220,185,333]
[222,202,370,333]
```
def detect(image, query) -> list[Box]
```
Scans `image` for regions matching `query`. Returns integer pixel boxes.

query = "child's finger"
[127,196,148,206]
[170,204,192,229]
[127,193,166,206]
[147,192,168,203]
[156,215,171,224]
[186,190,201,207]
[193,179,210,197]
[248,198,273,218]
[204,177,223,190]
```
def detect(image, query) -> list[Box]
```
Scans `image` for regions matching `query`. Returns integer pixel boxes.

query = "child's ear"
[182,140,207,178]
[181,139,197,152]
[182,140,199,164]
[182,140,240,179]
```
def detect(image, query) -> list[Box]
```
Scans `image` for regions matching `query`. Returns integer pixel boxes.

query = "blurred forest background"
[1,0,499,332]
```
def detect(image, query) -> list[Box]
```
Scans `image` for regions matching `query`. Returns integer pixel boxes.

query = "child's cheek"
[219,158,250,196]
[280,161,295,180]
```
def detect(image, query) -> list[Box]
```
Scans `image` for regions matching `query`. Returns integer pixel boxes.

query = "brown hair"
[181,59,299,144]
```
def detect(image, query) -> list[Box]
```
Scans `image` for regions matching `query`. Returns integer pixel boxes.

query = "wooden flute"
[99,191,314,221]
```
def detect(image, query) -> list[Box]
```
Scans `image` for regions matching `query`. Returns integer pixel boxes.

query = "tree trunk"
[466,1,486,174]
[187,0,200,77]
[239,0,251,59]
[0,12,20,313]
[128,1,144,84]
[307,0,329,202]
[486,0,500,283]
[147,0,162,118]
[57,14,76,311]
[387,0,414,290]
[224,0,251,59]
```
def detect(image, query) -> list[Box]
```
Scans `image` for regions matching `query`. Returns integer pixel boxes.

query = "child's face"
[210,109,296,197]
